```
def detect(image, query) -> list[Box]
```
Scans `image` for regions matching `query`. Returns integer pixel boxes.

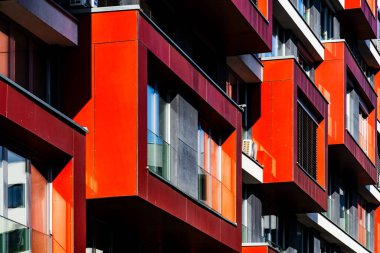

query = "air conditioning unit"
[70,0,98,7]
[242,139,258,160]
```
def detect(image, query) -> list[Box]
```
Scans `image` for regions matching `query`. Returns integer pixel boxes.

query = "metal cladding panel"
[91,41,138,198]
[3,80,74,156]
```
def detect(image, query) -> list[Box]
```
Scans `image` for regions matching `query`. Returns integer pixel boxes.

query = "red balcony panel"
[243,244,279,253]
[251,58,328,214]
[315,41,377,185]
[166,0,272,55]
[87,197,238,253]
[340,0,377,39]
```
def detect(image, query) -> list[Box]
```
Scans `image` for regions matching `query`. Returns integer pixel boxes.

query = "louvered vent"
[297,104,317,179]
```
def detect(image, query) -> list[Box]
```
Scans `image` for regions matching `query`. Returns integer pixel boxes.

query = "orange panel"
[91,40,138,198]
[30,164,48,234]
[52,161,73,253]
[316,120,326,187]
[375,73,380,120]
[367,110,376,163]
[254,59,294,183]
[221,130,236,222]
[345,0,361,9]
[91,10,138,44]
[315,42,345,145]
[0,20,9,77]
[32,230,50,253]
[258,0,268,19]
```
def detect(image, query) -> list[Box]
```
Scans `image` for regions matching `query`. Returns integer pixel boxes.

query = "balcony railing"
[346,39,375,87]
[0,215,53,252]
[242,224,283,252]
[147,130,232,221]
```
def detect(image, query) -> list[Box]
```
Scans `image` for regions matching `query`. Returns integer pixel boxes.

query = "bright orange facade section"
[253,58,326,188]
[221,130,237,222]
[346,0,376,15]
[75,11,139,199]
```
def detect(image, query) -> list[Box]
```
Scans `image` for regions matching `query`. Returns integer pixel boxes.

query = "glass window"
[346,79,369,153]
[7,150,28,226]
[297,0,311,24]
[321,3,334,40]
[0,147,51,252]
[147,85,170,180]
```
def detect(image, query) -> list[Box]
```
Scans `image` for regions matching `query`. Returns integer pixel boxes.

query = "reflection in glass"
[7,151,27,226]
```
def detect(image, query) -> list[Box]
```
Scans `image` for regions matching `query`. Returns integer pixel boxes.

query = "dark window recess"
[8,184,25,208]
[297,104,317,179]
[198,171,207,201]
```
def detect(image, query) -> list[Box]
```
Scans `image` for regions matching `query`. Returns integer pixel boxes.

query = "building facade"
[0,0,380,252]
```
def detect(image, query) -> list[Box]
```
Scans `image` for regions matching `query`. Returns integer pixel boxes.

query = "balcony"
[93,0,272,55]
[242,225,282,253]
[339,0,377,39]
[84,10,242,253]
[242,153,264,184]
[250,57,328,214]
[274,0,324,61]
[227,54,264,83]
[298,213,372,253]
[315,40,377,185]
[0,0,78,46]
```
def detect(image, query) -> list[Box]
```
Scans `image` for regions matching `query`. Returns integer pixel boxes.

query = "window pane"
[30,164,48,234]
[7,150,28,226]
[147,85,155,134]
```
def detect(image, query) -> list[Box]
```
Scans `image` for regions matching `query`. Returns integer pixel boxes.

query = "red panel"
[0,81,6,115]
[73,132,86,253]
[137,42,148,199]
[3,81,74,155]
[243,245,278,253]
[139,17,170,66]
[91,11,138,44]
[185,200,222,241]
[169,46,194,87]
[138,16,238,127]
[146,174,187,221]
